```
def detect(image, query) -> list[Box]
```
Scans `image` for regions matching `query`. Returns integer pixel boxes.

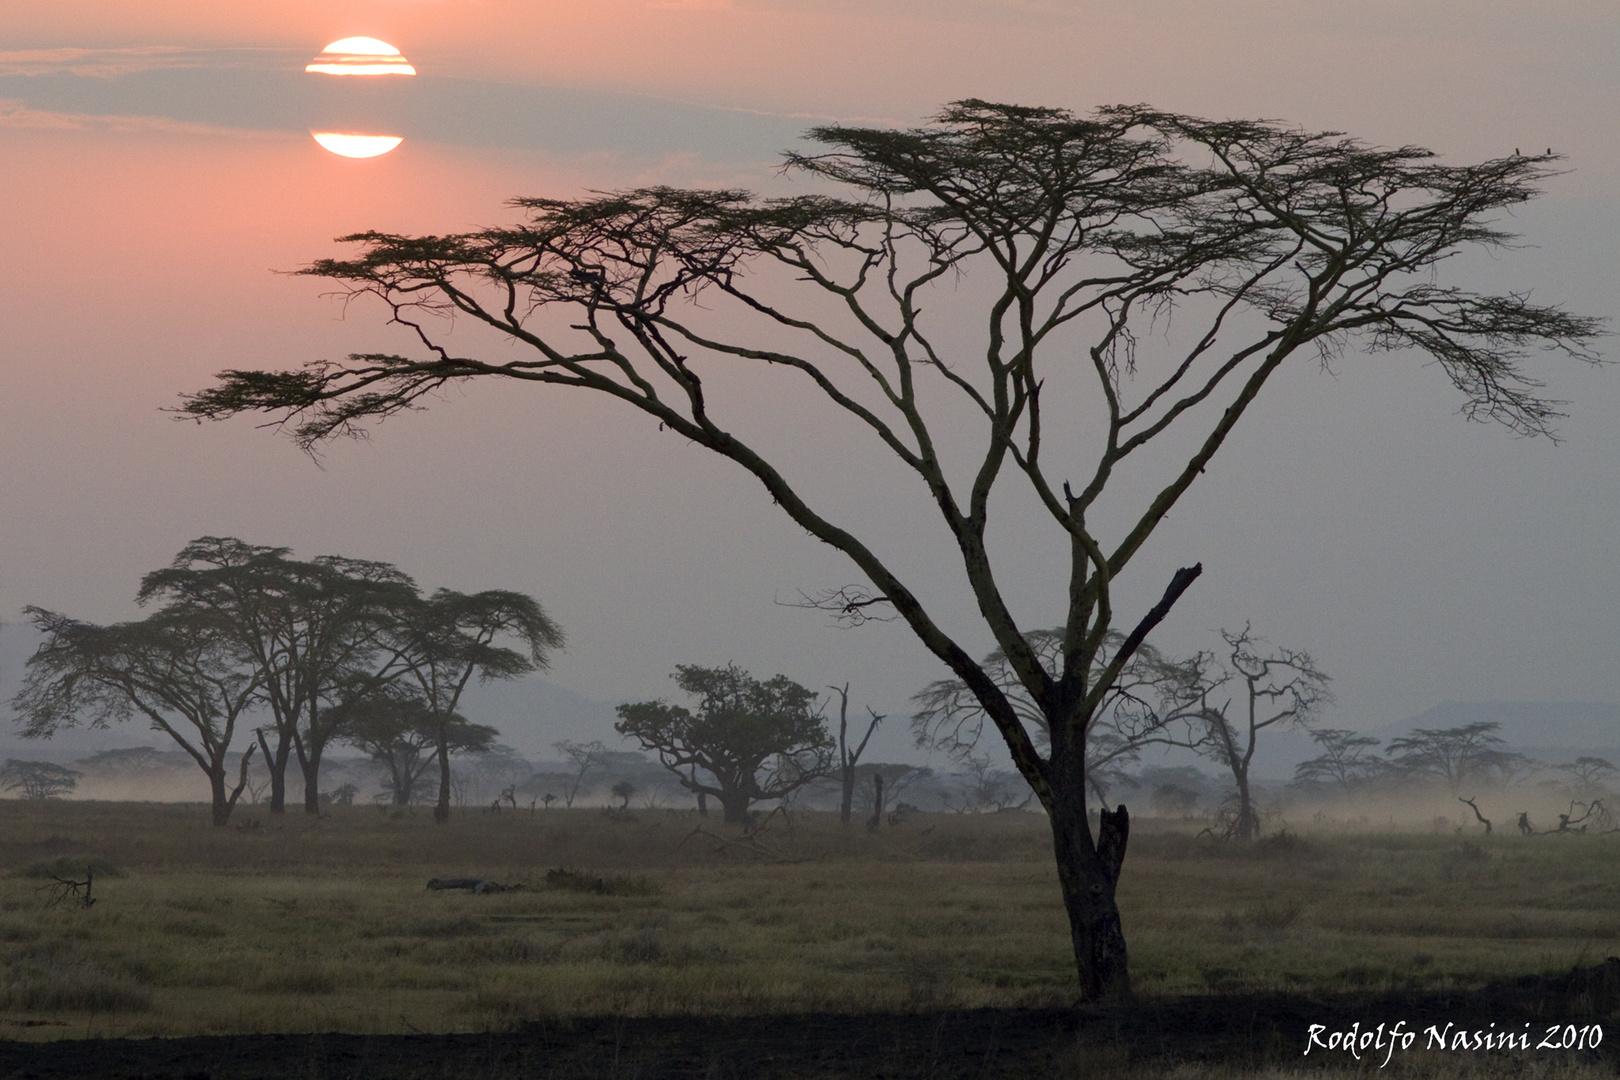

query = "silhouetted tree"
[1200,625,1331,840]
[1557,756,1618,800]
[12,607,261,824]
[616,664,832,823]
[0,759,81,801]
[912,628,1212,808]
[387,588,563,822]
[828,682,884,824]
[553,739,610,808]
[137,538,417,814]
[180,102,1602,1000]
[1385,722,1518,794]
[337,690,497,805]
[1292,728,1384,794]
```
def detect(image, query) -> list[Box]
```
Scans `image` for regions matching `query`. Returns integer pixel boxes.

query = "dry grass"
[1,801,1616,1045]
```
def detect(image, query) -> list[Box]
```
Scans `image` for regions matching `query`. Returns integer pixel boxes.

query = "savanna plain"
[3,801,1618,1078]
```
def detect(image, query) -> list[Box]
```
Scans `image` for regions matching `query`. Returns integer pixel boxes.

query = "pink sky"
[1,1,1616,764]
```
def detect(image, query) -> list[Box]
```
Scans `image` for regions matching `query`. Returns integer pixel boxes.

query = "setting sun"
[309,132,405,158]
[305,37,416,76]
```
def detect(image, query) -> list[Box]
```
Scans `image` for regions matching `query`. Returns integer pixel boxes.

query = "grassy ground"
[1,800,1616,1050]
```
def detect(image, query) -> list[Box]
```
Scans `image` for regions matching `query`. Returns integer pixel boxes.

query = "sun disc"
[311,132,404,158]
[306,37,415,76]
[323,37,400,56]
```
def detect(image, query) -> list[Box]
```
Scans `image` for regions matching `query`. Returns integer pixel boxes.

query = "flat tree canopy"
[181,101,1603,1001]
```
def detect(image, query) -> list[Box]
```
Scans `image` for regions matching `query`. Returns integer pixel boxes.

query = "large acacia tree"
[13,607,262,825]
[181,102,1602,1000]
[139,538,419,814]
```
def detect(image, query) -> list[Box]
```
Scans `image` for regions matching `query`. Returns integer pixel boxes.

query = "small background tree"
[1199,626,1331,841]
[616,663,833,823]
[0,759,81,800]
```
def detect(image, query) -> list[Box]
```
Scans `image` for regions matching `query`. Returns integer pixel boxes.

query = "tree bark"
[719,791,750,824]
[260,728,290,815]
[1233,767,1258,841]
[1050,795,1132,1002]
[434,742,452,824]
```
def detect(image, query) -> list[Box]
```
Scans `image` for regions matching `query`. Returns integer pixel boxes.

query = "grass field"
[2,799,1618,1063]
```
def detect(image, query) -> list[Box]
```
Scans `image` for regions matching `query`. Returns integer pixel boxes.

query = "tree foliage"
[12,606,262,825]
[615,663,832,823]
[0,759,81,800]
[1384,721,1521,793]
[178,101,1602,1001]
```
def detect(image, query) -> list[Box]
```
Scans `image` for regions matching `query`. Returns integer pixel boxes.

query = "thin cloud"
[0,98,283,138]
[0,46,298,79]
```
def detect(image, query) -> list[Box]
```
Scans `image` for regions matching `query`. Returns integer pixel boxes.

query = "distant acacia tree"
[616,664,832,823]
[386,588,563,823]
[337,690,497,805]
[12,607,262,825]
[1385,722,1522,793]
[552,740,610,808]
[1292,728,1385,795]
[1557,756,1618,800]
[0,759,81,800]
[178,101,1602,1000]
[1199,626,1331,841]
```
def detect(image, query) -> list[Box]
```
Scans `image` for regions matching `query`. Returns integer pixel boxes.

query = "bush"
[543,867,660,896]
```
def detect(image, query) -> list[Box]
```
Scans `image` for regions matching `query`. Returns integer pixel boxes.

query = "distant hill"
[0,620,628,765]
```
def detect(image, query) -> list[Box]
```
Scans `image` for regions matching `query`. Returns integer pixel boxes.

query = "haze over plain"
[1,1,1616,768]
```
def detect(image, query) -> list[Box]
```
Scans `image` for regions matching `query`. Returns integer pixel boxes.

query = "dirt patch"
[3,964,1617,1079]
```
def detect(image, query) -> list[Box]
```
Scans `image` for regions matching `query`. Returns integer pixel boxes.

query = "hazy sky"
[1,1,1616,764]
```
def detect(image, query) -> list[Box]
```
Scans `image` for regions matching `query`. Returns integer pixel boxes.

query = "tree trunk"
[260,728,290,815]
[1233,767,1257,841]
[301,750,323,815]
[1048,767,1132,1002]
[840,766,855,825]
[208,769,232,827]
[697,791,708,817]
[719,791,750,824]
[434,741,452,824]
[867,772,884,830]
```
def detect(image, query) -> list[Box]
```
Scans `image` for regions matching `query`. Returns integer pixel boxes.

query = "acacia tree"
[552,739,610,808]
[1385,721,1519,794]
[1197,626,1331,841]
[337,689,497,805]
[615,664,832,823]
[179,102,1602,1000]
[912,628,1213,808]
[387,588,563,822]
[11,608,261,825]
[0,760,82,800]
[138,538,418,814]
[1292,728,1385,795]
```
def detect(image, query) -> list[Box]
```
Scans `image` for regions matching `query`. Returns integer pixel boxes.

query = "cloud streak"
[0,61,814,163]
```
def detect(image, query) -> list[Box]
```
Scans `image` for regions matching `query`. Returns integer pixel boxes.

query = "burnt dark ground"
[4,963,1619,1080]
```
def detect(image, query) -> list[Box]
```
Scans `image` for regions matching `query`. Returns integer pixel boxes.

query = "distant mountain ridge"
[1374,701,1620,756]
